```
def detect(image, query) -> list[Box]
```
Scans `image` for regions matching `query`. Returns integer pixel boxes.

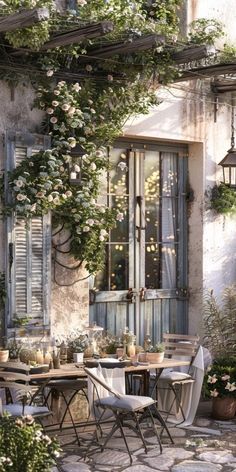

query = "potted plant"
[67,333,89,363]
[0,414,61,471]
[204,357,236,420]
[145,343,165,363]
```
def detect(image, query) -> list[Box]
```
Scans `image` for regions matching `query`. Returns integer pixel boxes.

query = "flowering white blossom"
[118,161,128,171]
[83,226,90,232]
[50,117,58,124]
[68,137,77,148]
[225,382,236,392]
[207,374,218,384]
[15,179,24,187]
[210,389,219,397]
[107,74,113,82]
[86,219,94,226]
[77,0,87,4]
[48,195,53,202]
[58,81,66,87]
[52,100,59,107]
[54,90,60,96]
[36,191,45,198]
[116,212,124,222]
[99,235,105,241]
[46,107,54,115]
[68,106,76,116]
[65,190,73,197]
[90,163,97,171]
[46,70,54,77]
[72,82,82,92]
[53,197,60,205]
[100,229,108,237]
[16,193,26,201]
[221,374,231,381]
[62,103,70,111]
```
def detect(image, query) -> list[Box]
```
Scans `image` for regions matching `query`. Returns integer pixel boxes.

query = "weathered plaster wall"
[0,81,89,338]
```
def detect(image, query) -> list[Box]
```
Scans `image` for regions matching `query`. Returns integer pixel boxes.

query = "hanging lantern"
[68,143,86,185]
[219,104,236,188]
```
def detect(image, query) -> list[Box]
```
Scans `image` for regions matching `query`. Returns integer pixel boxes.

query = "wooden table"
[30,358,190,396]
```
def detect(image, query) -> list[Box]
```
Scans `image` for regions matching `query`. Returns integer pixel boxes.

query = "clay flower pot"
[145,352,164,364]
[0,350,9,362]
[212,396,236,420]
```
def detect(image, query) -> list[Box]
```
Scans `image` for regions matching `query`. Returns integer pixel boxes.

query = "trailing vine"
[211,184,236,215]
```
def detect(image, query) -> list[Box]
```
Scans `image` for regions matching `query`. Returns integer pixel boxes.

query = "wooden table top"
[29,358,190,380]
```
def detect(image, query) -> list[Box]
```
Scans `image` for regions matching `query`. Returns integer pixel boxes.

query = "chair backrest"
[163,333,200,362]
[84,367,122,399]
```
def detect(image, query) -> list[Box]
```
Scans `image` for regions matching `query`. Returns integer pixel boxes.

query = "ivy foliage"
[211,183,236,214]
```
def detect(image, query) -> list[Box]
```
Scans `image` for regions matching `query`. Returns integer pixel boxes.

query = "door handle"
[126,288,136,303]
[140,287,146,302]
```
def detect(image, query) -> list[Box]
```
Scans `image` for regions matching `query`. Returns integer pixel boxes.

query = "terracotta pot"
[0,350,9,362]
[145,352,164,364]
[212,396,236,420]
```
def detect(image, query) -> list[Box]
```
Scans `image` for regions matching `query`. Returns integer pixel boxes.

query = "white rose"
[50,117,58,124]
[90,163,96,171]
[62,103,70,111]
[100,229,107,237]
[83,225,90,232]
[65,190,72,197]
[68,138,77,148]
[46,70,54,77]
[54,90,60,96]
[52,101,59,107]
[99,235,105,241]
[16,193,26,201]
[48,195,53,202]
[72,82,81,92]
[46,108,54,115]
[68,107,76,116]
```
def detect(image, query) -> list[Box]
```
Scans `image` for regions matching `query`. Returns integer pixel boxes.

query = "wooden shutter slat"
[5,132,51,331]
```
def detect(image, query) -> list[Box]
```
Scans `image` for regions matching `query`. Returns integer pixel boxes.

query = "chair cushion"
[3,404,51,417]
[95,394,155,412]
[160,371,192,382]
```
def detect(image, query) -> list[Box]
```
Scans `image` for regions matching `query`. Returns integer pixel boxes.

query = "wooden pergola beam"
[40,21,114,50]
[171,45,216,64]
[0,7,49,33]
[175,62,236,82]
[211,79,236,93]
[84,34,165,58]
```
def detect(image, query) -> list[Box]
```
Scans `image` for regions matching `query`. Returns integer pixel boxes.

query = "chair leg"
[59,391,81,446]
[133,412,147,453]
[146,406,162,453]
[152,404,174,444]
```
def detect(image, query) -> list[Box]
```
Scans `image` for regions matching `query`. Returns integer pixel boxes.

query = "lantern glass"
[69,156,82,185]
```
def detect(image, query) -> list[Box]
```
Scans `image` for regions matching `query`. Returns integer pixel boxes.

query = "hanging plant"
[211,183,236,215]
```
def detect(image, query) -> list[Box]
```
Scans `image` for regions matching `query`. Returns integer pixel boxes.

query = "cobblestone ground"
[53,401,236,472]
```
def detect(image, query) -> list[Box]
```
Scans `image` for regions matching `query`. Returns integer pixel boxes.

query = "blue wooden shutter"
[5,132,51,333]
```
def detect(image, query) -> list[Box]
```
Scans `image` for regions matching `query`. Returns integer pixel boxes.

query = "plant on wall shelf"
[210,183,236,214]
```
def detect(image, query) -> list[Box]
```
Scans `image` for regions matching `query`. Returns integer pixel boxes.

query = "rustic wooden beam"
[84,34,165,58]
[0,7,49,33]
[40,21,114,50]
[211,80,236,93]
[175,62,236,82]
[171,45,216,64]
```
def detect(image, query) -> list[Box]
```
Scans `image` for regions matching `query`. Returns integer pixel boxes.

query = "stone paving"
[53,401,236,472]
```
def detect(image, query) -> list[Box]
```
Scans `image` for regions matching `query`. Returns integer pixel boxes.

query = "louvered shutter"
[5,131,51,332]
